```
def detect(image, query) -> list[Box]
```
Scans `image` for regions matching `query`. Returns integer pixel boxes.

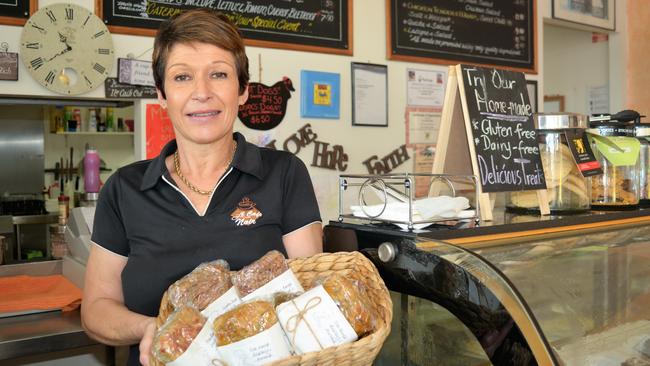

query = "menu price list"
[391,0,534,71]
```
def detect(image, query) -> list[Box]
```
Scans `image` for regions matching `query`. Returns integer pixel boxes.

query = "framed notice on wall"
[97,0,352,55]
[387,0,537,73]
[552,0,615,31]
[352,62,388,127]
[0,0,36,26]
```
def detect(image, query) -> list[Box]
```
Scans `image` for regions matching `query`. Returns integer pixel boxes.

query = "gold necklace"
[173,141,237,195]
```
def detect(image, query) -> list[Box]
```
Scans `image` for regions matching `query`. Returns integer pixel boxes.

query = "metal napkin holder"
[338,173,480,230]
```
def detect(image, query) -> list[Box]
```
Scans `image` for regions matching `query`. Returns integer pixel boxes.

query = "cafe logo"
[230,197,262,226]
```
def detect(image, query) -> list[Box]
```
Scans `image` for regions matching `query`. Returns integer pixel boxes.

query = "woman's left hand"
[139,318,157,366]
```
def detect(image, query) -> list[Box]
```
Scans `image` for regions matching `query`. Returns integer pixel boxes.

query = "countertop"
[0,259,102,361]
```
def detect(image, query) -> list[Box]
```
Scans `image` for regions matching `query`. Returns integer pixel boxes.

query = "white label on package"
[215,322,292,366]
[276,285,358,354]
[201,286,241,318]
[167,316,220,366]
[242,269,304,301]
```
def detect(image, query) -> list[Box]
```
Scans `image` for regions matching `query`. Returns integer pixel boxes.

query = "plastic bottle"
[84,147,101,194]
[106,107,115,132]
[73,109,82,132]
[88,109,98,132]
[97,109,106,132]
[63,107,73,132]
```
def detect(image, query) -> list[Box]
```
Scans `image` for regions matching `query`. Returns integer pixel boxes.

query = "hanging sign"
[105,78,157,99]
[118,58,155,87]
[238,77,294,131]
[0,52,18,81]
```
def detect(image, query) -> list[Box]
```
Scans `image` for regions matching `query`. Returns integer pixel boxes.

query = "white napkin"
[351,195,471,222]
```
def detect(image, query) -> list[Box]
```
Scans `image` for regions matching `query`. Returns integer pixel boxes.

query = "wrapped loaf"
[232,251,288,297]
[152,307,206,363]
[320,273,376,337]
[167,260,232,312]
[212,300,278,346]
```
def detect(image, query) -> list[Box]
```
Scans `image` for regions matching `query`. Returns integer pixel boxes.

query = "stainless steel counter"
[0,310,100,360]
[0,260,113,364]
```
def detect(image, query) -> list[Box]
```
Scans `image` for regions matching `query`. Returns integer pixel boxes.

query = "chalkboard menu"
[458,65,545,192]
[0,0,34,25]
[99,0,351,55]
[389,0,536,73]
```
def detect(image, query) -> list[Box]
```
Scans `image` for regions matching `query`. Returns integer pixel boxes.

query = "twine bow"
[284,296,323,350]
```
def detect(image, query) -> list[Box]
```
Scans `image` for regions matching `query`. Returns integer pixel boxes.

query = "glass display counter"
[325,213,650,365]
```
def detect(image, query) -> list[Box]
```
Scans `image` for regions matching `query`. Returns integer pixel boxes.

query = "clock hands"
[47,44,72,62]
[48,31,72,62]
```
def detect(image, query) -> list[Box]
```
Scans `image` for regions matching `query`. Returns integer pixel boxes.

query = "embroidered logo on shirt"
[230,197,262,226]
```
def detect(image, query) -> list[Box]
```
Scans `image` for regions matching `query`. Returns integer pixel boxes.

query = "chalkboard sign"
[388,0,536,73]
[98,0,351,55]
[458,64,545,192]
[104,78,158,99]
[238,78,295,131]
[0,0,35,26]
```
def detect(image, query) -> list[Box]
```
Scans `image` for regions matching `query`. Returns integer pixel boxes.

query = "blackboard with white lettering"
[104,78,158,99]
[99,0,351,55]
[0,0,34,25]
[389,0,536,73]
[458,64,545,192]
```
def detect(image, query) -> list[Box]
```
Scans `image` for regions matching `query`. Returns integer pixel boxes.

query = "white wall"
[542,0,627,114]
[543,23,609,114]
[1,0,547,223]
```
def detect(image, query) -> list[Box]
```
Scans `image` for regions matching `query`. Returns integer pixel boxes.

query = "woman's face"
[158,42,248,146]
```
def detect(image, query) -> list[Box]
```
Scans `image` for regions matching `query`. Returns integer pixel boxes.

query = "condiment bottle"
[88,109,98,132]
[106,107,115,132]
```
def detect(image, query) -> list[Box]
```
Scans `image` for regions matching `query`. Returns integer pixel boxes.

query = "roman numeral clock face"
[20,4,114,95]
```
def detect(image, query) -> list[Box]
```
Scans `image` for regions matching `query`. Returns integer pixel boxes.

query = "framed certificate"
[351,62,388,127]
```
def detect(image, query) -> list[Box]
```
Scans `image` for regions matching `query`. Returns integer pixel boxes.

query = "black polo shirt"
[91,132,320,364]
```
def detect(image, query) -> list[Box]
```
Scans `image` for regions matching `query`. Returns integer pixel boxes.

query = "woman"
[81,9,323,366]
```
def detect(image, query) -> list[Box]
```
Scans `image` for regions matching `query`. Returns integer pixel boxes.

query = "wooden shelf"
[54,132,133,136]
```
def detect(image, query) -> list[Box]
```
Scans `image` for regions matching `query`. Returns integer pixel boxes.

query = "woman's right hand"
[139,318,157,366]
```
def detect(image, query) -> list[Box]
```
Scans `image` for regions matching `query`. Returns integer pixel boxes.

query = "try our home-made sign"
[432,64,548,221]
[97,0,352,55]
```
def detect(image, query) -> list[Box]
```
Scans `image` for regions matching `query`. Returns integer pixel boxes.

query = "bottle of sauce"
[97,108,107,132]
[106,107,115,132]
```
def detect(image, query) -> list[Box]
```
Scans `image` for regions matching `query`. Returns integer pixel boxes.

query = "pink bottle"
[84,148,101,194]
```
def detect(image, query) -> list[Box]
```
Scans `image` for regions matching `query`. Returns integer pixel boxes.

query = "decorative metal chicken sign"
[238,77,294,130]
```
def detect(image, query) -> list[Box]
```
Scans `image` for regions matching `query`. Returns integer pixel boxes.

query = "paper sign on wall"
[146,104,175,159]
[118,58,155,87]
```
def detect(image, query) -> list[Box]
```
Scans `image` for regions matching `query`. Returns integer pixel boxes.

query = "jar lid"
[588,121,635,136]
[635,124,650,137]
[534,113,588,129]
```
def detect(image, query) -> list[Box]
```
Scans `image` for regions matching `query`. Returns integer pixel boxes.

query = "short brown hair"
[152,9,249,98]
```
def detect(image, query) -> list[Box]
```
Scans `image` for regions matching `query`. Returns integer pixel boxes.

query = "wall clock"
[20,3,114,95]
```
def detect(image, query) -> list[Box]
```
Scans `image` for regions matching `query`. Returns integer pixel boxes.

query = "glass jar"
[588,120,640,209]
[507,113,591,213]
[635,125,650,206]
[49,224,68,259]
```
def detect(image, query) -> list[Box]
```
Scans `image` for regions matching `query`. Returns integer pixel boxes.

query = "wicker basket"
[151,251,392,366]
